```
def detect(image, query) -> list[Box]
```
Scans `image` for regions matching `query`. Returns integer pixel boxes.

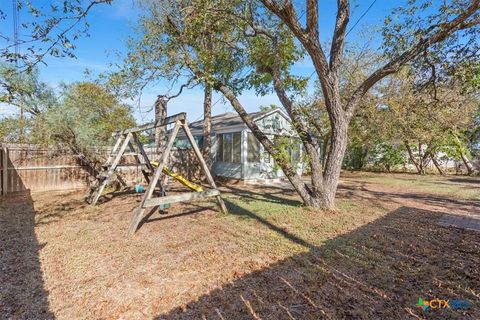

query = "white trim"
[241,130,247,178]
[2,146,8,196]
[177,125,246,137]
[178,109,295,137]
[253,108,290,122]
[243,128,299,137]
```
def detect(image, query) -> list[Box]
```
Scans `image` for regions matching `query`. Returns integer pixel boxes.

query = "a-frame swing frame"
[121,113,228,234]
[86,125,156,206]
[85,112,227,235]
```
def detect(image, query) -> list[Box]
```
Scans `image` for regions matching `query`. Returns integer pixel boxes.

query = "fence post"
[1,146,7,196]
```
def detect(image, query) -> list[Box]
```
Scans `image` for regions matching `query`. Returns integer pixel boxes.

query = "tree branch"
[306,0,319,39]
[162,77,196,101]
[260,0,331,113]
[18,0,110,71]
[329,0,350,72]
[269,64,324,191]
[345,0,480,120]
[260,0,307,39]
[214,81,314,202]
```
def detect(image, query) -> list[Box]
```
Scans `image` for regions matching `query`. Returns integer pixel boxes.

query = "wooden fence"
[0,144,201,195]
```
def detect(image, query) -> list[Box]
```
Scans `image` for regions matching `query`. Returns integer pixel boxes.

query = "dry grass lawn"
[0,172,479,319]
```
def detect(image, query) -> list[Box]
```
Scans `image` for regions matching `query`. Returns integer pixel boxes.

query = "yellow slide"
[150,161,203,192]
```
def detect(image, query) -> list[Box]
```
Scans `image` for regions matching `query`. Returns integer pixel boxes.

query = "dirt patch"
[1,175,479,319]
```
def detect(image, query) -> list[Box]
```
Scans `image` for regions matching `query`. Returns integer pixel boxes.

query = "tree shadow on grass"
[224,199,315,250]
[448,177,480,185]
[338,184,480,211]
[156,206,479,319]
[139,204,215,228]
[0,191,54,319]
[224,185,303,208]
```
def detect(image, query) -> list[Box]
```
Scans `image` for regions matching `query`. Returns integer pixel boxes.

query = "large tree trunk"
[215,83,315,203]
[154,95,168,153]
[460,151,475,175]
[216,82,347,210]
[431,155,445,175]
[320,115,349,209]
[321,134,330,169]
[202,84,212,169]
[257,0,480,208]
[404,141,425,174]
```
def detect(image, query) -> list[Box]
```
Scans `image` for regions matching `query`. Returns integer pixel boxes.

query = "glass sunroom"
[174,109,305,180]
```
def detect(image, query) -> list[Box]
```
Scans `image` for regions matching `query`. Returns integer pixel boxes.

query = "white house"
[174,109,305,180]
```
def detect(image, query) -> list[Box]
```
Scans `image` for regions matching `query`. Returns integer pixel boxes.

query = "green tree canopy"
[34,82,135,152]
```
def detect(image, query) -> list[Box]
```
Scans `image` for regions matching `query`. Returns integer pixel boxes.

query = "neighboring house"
[174,109,305,180]
[364,144,460,173]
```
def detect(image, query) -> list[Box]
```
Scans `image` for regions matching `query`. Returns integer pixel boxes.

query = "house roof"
[187,110,271,132]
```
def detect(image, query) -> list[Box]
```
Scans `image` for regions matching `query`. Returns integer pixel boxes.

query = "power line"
[346,0,377,37]
[12,0,24,127]
[12,0,19,66]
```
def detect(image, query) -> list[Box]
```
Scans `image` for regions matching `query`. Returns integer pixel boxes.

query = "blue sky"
[1,0,404,123]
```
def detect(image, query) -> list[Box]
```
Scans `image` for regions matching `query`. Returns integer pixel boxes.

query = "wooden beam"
[110,133,125,155]
[128,121,181,235]
[132,132,154,173]
[114,152,143,157]
[113,112,186,136]
[127,138,150,183]
[143,189,220,207]
[105,134,125,167]
[107,133,132,176]
[181,122,228,214]
[7,165,86,170]
[2,146,8,196]
[90,133,132,205]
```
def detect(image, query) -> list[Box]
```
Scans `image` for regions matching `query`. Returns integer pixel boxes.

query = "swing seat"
[159,203,170,210]
[134,184,145,193]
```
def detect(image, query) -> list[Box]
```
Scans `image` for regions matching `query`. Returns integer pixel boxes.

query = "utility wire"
[12,0,19,66]
[346,0,377,37]
[12,0,24,129]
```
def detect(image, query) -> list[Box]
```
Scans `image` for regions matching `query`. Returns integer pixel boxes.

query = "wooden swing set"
[86,112,227,235]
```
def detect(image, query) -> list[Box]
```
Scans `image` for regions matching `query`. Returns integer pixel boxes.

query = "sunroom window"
[216,132,241,163]
[247,132,260,162]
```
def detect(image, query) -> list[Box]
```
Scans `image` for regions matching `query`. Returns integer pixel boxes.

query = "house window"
[174,137,190,149]
[216,132,241,163]
[290,138,302,164]
[223,133,232,162]
[247,132,260,162]
[233,133,241,163]
[174,135,203,149]
[216,135,223,162]
[194,135,204,149]
[272,115,281,130]
[272,136,302,164]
